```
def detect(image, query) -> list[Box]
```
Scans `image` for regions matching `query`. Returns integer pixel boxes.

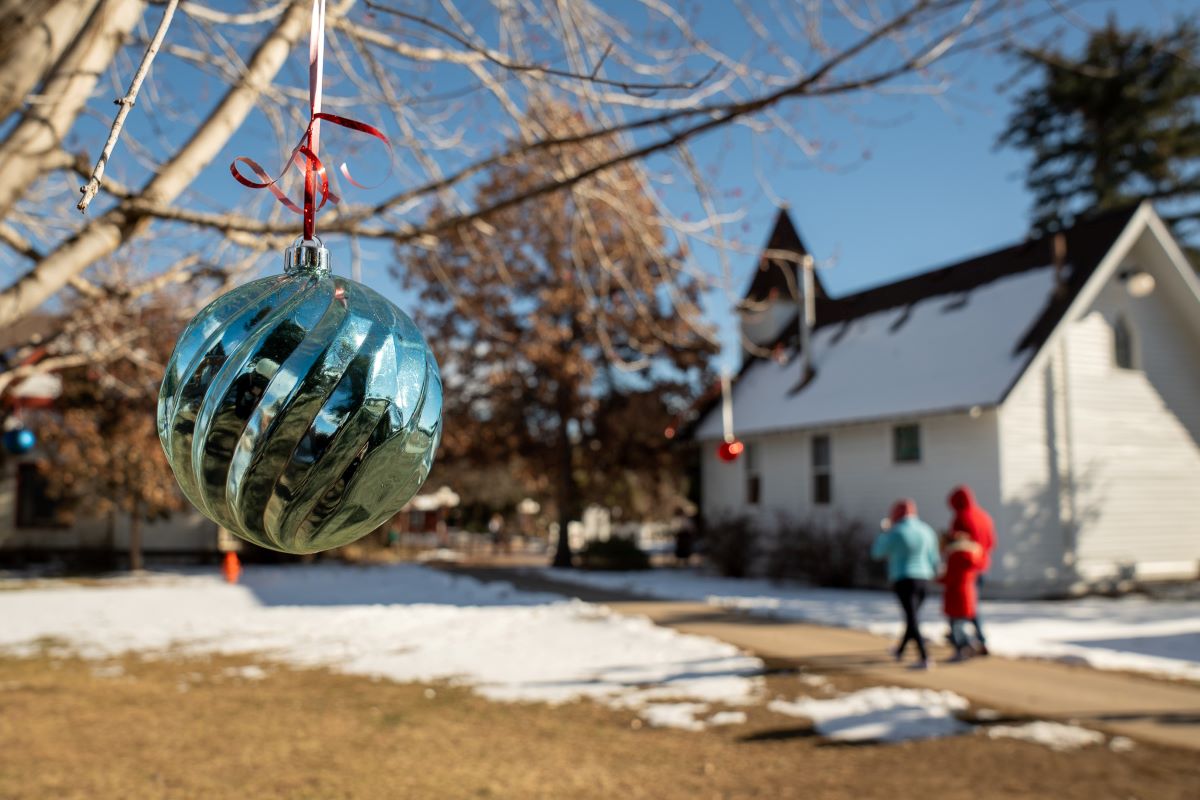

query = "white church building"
[692,202,1200,596]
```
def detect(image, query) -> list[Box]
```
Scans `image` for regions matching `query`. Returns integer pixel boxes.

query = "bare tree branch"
[0,0,98,121]
[0,0,146,219]
[78,0,180,213]
[0,0,313,328]
[362,0,720,96]
[0,0,1062,383]
[121,0,972,246]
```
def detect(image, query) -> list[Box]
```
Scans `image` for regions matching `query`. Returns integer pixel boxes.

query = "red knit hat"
[889,499,917,523]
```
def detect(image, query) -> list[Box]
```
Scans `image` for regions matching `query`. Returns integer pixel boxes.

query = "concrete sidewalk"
[451,565,1200,751]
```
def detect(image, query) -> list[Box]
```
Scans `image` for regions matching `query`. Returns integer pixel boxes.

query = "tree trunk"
[551,394,575,568]
[105,506,117,569]
[128,501,143,572]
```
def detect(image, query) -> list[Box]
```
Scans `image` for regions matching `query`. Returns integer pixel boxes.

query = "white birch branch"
[77,0,180,213]
[0,0,313,329]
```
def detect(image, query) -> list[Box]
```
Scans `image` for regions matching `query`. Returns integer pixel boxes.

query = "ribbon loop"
[227,0,391,238]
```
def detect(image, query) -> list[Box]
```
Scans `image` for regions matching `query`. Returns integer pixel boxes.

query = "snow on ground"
[768,687,971,743]
[634,703,749,731]
[708,710,748,726]
[637,702,710,732]
[0,564,762,730]
[984,722,1105,751]
[1109,736,1136,752]
[536,569,1200,680]
[0,564,1165,745]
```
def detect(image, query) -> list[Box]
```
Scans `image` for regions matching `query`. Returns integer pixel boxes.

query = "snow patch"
[1109,736,1136,752]
[0,564,763,715]
[639,702,709,731]
[768,687,970,743]
[707,710,747,726]
[985,721,1105,751]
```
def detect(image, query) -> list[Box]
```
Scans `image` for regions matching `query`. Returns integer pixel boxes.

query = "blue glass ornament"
[3,428,36,455]
[157,240,442,554]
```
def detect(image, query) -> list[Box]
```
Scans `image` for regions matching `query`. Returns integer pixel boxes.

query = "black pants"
[893,578,928,662]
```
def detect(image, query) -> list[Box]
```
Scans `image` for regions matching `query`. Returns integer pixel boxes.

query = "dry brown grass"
[0,653,1196,800]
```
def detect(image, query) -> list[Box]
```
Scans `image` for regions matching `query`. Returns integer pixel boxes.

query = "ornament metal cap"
[284,237,331,276]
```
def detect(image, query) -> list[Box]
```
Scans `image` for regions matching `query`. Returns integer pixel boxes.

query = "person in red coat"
[939,532,983,661]
[947,485,995,655]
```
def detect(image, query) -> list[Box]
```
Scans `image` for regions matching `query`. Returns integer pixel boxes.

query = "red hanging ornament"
[716,370,742,463]
[716,439,744,462]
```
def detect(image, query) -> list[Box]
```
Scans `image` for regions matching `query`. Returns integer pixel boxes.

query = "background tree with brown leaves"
[33,303,184,570]
[401,103,716,566]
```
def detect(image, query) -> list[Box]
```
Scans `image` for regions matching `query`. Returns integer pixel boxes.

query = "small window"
[744,442,761,505]
[811,434,831,505]
[15,463,64,529]
[1113,317,1134,370]
[893,424,921,463]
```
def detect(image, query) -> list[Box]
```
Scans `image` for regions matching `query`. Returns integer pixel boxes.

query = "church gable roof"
[692,204,1143,439]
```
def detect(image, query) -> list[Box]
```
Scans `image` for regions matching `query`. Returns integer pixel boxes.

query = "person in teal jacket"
[871,499,941,668]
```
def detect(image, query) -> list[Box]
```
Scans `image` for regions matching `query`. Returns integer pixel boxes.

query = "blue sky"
[681,0,1196,370]
[65,0,1195,374]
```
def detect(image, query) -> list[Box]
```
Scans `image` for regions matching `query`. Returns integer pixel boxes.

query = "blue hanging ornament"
[3,427,36,455]
[157,239,442,554]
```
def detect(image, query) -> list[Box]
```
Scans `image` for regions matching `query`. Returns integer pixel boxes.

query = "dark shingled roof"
[680,203,1142,438]
[796,204,1140,361]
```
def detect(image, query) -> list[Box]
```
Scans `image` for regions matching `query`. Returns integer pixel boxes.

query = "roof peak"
[765,207,807,257]
[743,206,825,304]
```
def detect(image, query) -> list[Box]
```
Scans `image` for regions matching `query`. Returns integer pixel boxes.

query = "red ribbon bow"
[230,112,390,239]
[229,0,390,240]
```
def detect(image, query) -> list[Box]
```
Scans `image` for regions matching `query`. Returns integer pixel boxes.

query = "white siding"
[996,355,1073,590]
[812,413,1001,544]
[1065,271,1200,579]
[701,410,1002,543]
[998,233,1200,588]
[700,441,749,521]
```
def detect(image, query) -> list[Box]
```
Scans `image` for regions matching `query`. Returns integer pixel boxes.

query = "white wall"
[828,412,1001,538]
[700,439,750,520]
[996,356,1073,591]
[700,409,1002,545]
[1065,259,1200,580]
[998,226,1200,588]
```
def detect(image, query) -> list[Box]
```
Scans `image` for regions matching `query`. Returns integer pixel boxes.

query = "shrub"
[579,535,651,571]
[767,515,874,588]
[700,514,758,578]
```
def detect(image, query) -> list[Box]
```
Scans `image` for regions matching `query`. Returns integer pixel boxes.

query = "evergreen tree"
[999,19,1200,241]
